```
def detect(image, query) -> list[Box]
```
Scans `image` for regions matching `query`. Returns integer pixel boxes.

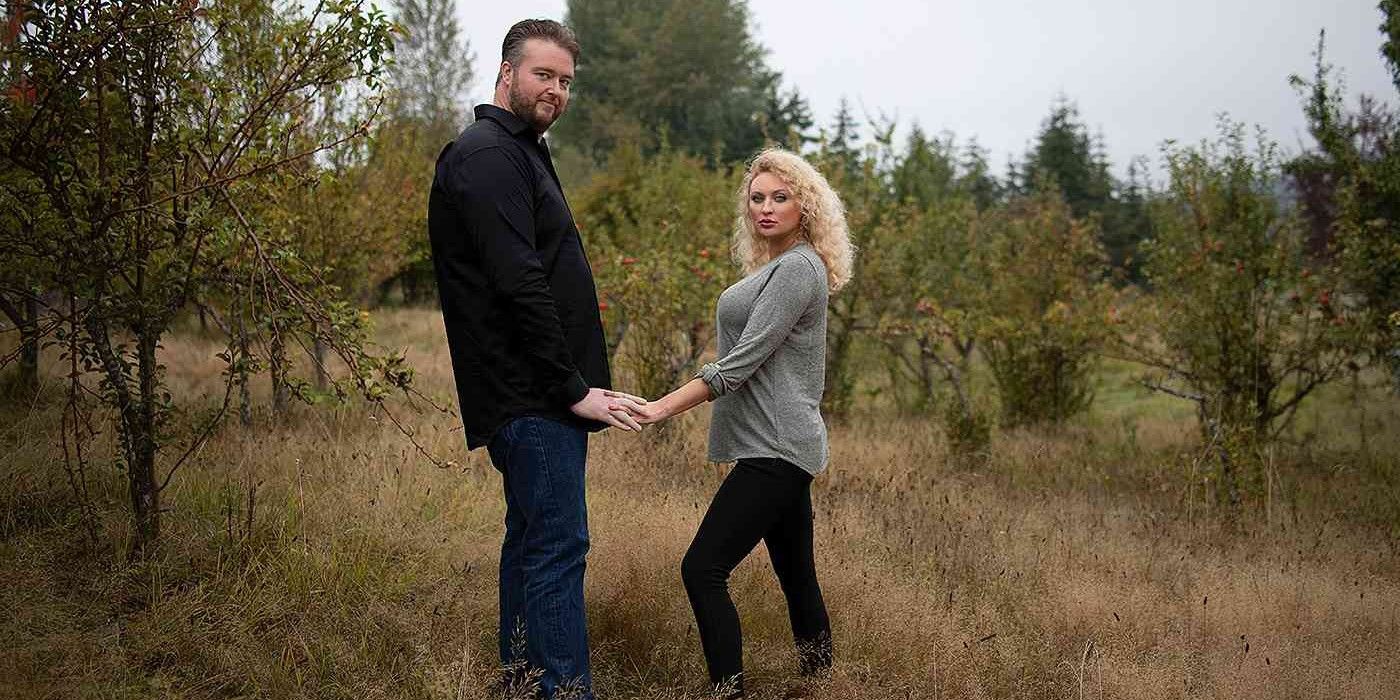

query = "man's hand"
[571,387,644,431]
[605,389,667,425]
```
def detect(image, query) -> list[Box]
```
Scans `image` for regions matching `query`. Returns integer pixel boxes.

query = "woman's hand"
[632,401,669,425]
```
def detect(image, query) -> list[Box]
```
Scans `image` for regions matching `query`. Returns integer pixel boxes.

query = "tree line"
[559,0,1397,508]
[1,0,1396,550]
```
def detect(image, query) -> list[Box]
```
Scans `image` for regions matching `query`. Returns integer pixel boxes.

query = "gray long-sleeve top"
[698,242,829,475]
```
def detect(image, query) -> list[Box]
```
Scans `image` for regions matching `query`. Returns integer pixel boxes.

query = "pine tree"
[559,0,803,164]
[822,98,862,182]
[392,0,473,145]
[891,125,957,207]
[1022,97,1111,216]
[757,75,814,150]
[1021,97,1147,282]
[957,138,1001,210]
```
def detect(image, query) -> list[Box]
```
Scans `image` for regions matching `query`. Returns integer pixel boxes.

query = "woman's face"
[748,171,801,244]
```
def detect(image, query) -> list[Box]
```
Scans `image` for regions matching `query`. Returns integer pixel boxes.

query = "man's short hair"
[499,19,580,84]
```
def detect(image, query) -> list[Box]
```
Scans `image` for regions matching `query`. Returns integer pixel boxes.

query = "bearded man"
[426,18,645,700]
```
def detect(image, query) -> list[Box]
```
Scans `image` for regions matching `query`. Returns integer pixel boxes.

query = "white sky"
[454,1,1395,179]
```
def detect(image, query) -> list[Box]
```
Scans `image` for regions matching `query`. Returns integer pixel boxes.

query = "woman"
[617,147,855,698]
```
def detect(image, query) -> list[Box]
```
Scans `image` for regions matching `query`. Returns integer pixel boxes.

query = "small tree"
[0,179,50,394]
[1289,29,1400,389]
[1129,121,1361,505]
[378,0,472,305]
[974,188,1116,427]
[0,0,406,553]
[872,126,984,417]
[572,145,734,400]
[878,198,990,457]
[0,0,49,394]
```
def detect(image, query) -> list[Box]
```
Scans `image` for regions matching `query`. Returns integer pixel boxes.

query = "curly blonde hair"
[731,147,855,293]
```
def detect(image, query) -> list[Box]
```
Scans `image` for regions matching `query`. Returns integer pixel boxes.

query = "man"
[427,19,643,699]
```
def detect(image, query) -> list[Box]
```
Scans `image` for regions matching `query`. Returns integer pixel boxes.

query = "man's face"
[503,38,574,134]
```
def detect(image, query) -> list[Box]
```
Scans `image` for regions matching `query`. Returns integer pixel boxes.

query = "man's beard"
[508,80,564,134]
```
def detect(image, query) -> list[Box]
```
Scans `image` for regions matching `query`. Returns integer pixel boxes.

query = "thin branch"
[1141,379,1206,404]
[108,123,372,217]
[158,340,238,492]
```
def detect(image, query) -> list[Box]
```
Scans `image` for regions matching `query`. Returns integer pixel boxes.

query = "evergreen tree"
[1022,97,1111,216]
[392,0,473,144]
[957,138,1002,210]
[821,98,862,182]
[1105,156,1152,281]
[559,0,808,164]
[1022,97,1146,282]
[758,76,814,150]
[891,125,958,207]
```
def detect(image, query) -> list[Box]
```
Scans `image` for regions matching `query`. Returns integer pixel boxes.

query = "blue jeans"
[487,416,593,700]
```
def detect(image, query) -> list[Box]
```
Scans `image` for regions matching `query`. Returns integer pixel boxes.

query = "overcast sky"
[455,1,1394,179]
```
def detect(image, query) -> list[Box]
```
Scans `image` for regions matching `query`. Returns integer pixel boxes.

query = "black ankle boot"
[796,633,833,677]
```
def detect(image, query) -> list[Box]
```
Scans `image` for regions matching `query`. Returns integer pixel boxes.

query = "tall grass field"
[3,308,1398,699]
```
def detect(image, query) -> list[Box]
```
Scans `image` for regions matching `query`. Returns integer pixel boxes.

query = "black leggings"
[681,457,832,694]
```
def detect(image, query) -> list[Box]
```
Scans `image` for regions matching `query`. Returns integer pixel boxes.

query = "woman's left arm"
[616,255,823,424]
[696,256,823,399]
[615,378,712,425]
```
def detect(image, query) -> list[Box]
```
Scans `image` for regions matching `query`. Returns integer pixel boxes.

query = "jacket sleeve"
[447,145,589,407]
[697,255,823,398]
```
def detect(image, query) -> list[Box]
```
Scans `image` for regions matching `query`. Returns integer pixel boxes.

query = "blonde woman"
[619,147,854,698]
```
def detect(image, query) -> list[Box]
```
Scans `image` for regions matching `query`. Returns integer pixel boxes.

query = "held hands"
[569,387,674,432]
[570,387,647,431]
[602,378,706,429]
[606,390,668,425]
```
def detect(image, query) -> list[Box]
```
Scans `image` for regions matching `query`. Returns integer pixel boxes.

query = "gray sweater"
[698,242,829,475]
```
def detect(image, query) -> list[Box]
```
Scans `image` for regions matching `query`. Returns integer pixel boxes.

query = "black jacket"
[427,104,611,449]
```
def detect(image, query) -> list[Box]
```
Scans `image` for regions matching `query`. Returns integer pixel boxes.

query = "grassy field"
[3,307,1399,699]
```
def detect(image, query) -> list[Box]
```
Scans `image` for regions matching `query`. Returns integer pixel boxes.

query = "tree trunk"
[128,328,161,553]
[237,316,252,427]
[269,327,287,416]
[0,293,40,392]
[19,295,39,391]
[376,274,397,307]
[314,335,329,390]
[402,272,419,306]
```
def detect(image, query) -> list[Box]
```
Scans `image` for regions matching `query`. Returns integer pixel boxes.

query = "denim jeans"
[487,416,593,700]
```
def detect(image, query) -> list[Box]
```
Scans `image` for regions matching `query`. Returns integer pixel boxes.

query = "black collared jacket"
[428,104,611,449]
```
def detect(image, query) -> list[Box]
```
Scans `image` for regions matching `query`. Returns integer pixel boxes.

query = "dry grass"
[2,308,1398,699]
